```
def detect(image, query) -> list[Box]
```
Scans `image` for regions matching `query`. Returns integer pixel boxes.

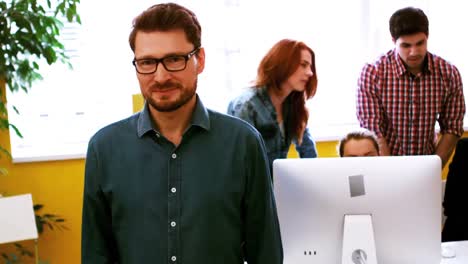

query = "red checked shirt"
[357,49,465,156]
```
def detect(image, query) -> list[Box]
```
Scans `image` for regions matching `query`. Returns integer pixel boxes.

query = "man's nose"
[152,62,171,82]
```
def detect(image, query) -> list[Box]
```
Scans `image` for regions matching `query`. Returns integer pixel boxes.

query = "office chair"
[442,138,468,242]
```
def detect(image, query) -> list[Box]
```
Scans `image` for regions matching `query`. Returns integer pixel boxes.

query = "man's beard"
[146,79,197,112]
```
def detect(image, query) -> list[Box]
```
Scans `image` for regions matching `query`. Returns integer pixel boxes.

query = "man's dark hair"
[389,7,429,40]
[129,3,202,51]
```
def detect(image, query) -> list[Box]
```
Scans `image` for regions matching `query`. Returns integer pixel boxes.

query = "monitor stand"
[342,214,378,264]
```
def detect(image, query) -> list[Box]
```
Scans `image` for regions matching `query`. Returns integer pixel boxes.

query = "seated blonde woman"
[338,130,380,157]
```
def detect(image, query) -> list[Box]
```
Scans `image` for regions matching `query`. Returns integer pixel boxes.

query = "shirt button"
[172,153,177,159]
[171,256,177,261]
[171,221,176,227]
[171,187,177,193]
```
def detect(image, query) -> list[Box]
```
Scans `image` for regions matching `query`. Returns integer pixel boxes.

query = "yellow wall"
[0,130,84,264]
[0,90,465,263]
[288,141,340,158]
[133,93,145,113]
[0,83,83,263]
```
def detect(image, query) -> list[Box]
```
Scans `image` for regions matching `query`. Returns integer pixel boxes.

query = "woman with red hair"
[228,39,318,168]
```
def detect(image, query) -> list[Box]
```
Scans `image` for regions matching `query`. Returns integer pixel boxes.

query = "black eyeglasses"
[132,47,200,74]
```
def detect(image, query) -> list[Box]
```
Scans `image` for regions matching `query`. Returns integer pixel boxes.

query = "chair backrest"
[443,138,468,218]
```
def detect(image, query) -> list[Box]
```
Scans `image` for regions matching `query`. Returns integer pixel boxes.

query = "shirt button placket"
[168,152,179,264]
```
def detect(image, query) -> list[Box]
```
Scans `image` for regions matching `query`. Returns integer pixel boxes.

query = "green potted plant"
[1,0,80,262]
[1,0,81,142]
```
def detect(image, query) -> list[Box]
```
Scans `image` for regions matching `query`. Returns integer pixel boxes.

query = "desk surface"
[441,241,468,264]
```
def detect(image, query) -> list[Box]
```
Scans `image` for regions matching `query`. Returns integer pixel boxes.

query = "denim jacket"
[227,86,317,167]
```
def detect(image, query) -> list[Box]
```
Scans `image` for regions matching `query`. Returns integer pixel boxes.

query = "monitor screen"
[273,155,441,264]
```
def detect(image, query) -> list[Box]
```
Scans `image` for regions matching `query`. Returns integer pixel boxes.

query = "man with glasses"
[81,3,283,264]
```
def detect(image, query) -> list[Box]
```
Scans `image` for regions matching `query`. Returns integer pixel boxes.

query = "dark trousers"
[442,216,468,242]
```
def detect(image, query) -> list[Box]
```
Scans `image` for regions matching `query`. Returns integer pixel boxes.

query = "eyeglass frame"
[132,47,201,74]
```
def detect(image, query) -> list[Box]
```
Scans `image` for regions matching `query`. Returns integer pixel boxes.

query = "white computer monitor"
[273,155,441,264]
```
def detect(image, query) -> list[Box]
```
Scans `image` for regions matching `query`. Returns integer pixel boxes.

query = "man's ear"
[195,47,205,74]
[392,37,396,44]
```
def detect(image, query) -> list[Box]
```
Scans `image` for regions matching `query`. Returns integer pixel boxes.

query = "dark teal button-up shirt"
[82,97,283,264]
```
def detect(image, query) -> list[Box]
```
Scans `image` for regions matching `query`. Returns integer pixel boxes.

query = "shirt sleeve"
[438,65,466,136]
[243,132,283,264]
[356,63,385,137]
[294,127,317,158]
[81,140,118,264]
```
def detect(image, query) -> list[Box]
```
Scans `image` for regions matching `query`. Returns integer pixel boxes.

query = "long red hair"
[255,39,318,142]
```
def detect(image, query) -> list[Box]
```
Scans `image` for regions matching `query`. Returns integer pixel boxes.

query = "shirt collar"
[393,49,432,77]
[257,86,270,101]
[257,86,277,113]
[136,95,210,138]
[255,85,292,127]
[190,95,211,131]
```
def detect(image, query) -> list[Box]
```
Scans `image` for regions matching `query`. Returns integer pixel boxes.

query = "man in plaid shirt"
[357,6,466,168]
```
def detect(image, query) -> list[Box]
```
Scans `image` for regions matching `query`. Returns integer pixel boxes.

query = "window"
[7,0,468,162]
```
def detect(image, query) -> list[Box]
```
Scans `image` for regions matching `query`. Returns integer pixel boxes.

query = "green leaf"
[33,204,44,211]
[0,167,8,176]
[43,213,56,218]
[36,217,44,234]
[66,8,74,22]
[0,146,12,159]
[12,105,20,114]
[56,2,65,14]
[9,123,23,138]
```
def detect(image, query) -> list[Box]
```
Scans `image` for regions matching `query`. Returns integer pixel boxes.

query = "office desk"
[441,240,468,263]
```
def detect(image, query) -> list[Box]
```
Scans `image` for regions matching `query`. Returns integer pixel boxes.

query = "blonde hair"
[338,130,379,157]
